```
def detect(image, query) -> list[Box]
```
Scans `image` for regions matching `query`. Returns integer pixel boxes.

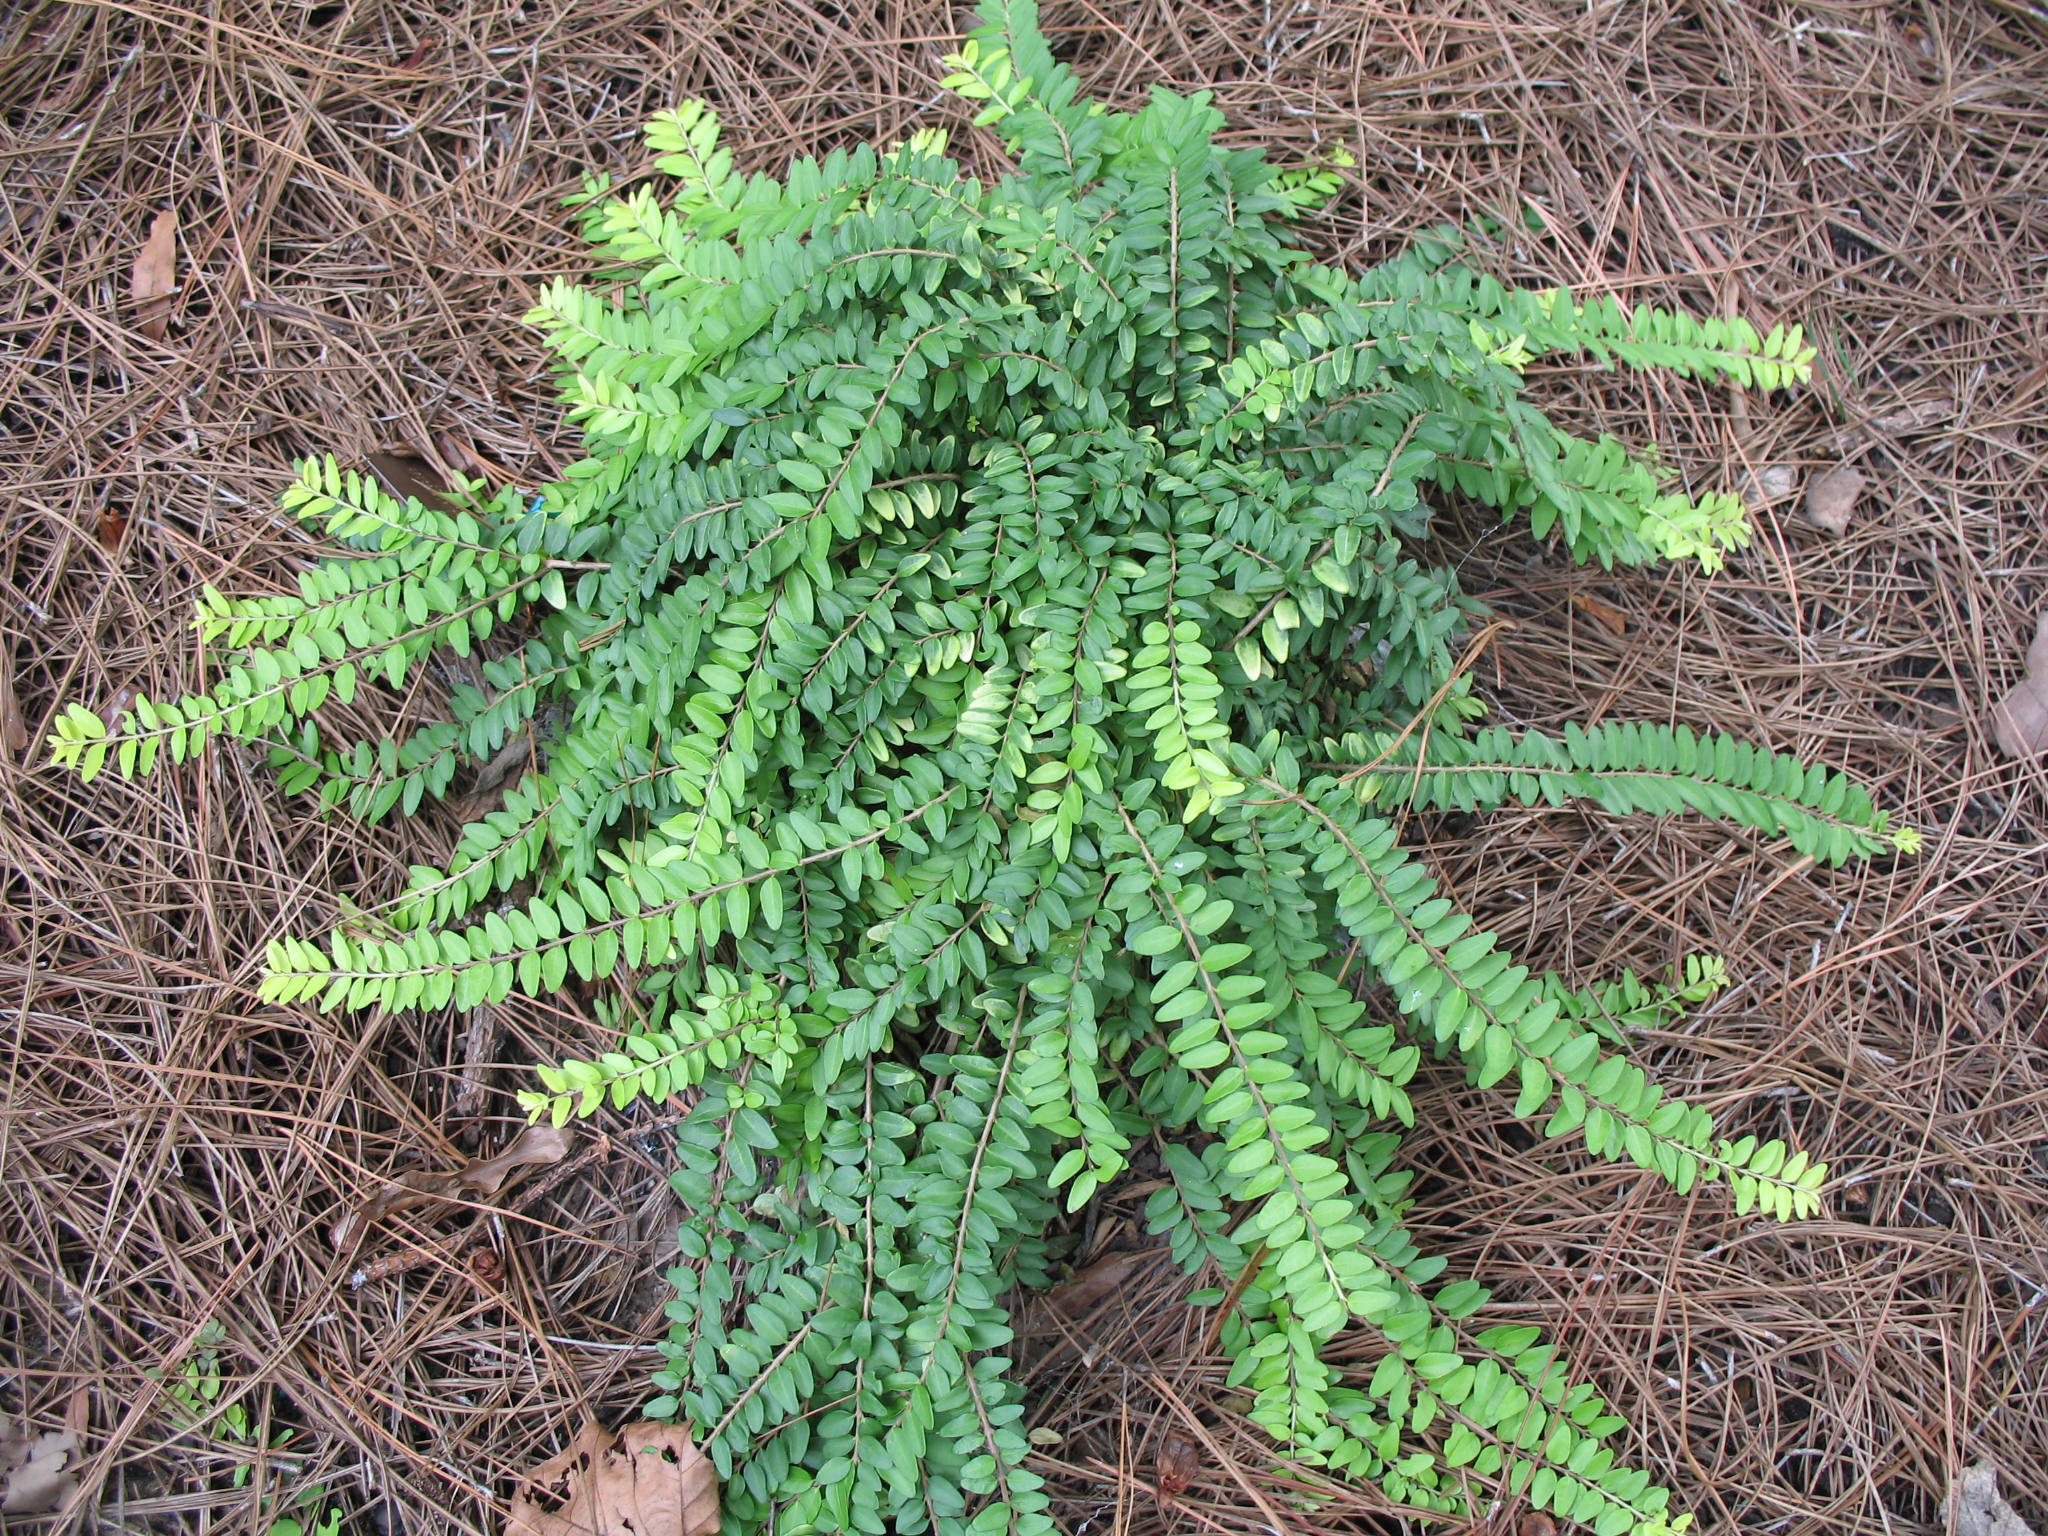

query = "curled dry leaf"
[2,1423,78,1516]
[97,506,129,556]
[1153,1433,1200,1509]
[1953,1462,2038,1536]
[1043,1248,1149,1317]
[131,209,178,341]
[1992,612,2048,759]
[1804,464,1869,534]
[506,1421,719,1536]
[330,1122,572,1251]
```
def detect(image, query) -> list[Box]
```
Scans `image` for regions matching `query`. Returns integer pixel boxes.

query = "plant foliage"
[51,6,1918,1533]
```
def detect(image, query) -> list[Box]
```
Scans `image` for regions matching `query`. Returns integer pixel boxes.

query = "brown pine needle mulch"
[4,1,2047,1532]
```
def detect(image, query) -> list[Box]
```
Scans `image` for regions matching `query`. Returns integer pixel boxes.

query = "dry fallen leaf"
[506,1421,719,1536]
[97,682,140,733]
[1570,591,1628,638]
[1043,1248,1149,1317]
[1954,1462,2038,1536]
[463,735,537,801]
[1819,395,1955,453]
[1992,612,2048,759]
[1865,395,1952,435]
[331,1123,572,1251]
[2,1423,78,1516]
[1737,464,1800,506]
[97,505,129,556]
[1804,464,1869,534]
[1153,1432,1200,1510]
[367,449,460,512]
[131,209,178,342]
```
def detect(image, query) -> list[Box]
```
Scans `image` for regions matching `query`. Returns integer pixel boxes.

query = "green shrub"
[52,4,1917,1532]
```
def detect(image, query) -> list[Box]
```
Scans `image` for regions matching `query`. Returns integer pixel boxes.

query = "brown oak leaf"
[505,1421,718,1536]
[2,1423,77,1516]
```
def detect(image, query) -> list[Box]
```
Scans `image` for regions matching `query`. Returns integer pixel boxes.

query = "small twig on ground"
[449,1005,501,1129]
